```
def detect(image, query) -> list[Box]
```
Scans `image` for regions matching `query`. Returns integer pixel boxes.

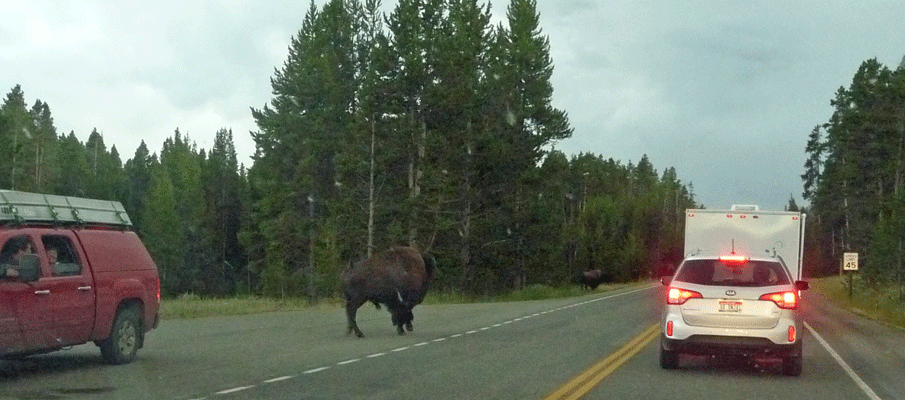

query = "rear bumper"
[661,334,801,357]
[662,305,803,357]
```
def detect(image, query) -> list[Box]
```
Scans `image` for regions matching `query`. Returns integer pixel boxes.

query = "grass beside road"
[159,278,905,332]
[160,294,340,319]
[159,282,643,320]
[160,276,905,330]
[809,275,905,331]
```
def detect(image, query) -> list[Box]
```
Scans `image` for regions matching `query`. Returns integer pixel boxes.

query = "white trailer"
[684,205,806,280]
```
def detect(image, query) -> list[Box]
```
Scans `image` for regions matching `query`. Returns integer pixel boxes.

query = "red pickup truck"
[0,190,160,364]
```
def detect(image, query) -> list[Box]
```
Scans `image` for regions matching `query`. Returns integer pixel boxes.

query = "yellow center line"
[543,323,660,400]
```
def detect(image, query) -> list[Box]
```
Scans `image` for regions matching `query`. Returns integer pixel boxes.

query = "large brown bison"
[572,269,606,290]
[342,246,436,338]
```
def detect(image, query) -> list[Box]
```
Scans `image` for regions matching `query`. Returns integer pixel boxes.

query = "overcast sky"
[3,1,904,211]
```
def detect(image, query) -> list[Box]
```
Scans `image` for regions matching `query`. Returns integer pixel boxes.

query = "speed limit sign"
[843,252,859,271]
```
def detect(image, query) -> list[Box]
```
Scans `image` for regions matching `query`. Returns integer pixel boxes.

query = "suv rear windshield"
[674,259,791,287]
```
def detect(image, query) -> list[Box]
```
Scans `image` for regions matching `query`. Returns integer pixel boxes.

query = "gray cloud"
[2,0,903,211]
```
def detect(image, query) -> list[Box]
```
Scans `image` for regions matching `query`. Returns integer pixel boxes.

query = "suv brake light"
[760,291,798,309]
[667,287,702,304]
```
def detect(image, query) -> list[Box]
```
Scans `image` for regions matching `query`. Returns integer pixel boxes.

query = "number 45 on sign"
[843,252,858,271]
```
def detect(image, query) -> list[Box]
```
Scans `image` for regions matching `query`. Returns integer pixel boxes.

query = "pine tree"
[801,125,825,201]
[201,129,245,295]
[160,129,206,293]
[29,100,59,192]
[55,132,91,197]
[0,85,32,190]
[248,0,359,298]
[786,194,800,212]
[83,128,126,201]
[143,164,181,295]
[479,0,571,290]
[503,0,572,150]
[386,0,448,248]
[124,141,155,229]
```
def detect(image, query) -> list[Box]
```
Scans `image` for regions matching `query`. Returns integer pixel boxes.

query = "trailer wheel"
[100,306,141,365]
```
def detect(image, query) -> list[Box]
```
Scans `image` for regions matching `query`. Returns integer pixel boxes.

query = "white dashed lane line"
[215,385,255,395]
[199,285,658,399]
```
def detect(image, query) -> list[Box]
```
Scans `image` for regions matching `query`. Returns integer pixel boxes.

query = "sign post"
[843,252,858,298]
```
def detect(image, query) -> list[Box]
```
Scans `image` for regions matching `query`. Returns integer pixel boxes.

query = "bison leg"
[345,295,367,338]
[400,307,414,332]
[389,308,405,335]
[388,303,412,335]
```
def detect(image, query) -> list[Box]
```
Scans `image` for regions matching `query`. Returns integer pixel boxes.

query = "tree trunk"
[367,116,376,258]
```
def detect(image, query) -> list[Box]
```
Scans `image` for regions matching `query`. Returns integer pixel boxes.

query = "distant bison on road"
[572,269,606,290]
[342,246,436,338]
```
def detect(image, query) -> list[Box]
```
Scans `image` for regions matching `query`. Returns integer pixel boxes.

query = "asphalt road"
[1,283,903,400]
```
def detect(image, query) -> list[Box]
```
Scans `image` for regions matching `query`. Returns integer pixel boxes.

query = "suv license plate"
[719,300,742,312]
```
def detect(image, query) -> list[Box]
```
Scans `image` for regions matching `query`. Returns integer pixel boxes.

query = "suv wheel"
[782,340,803,376]
[100,306,141,365]
[660,339,679,369]
[782,354,802,376]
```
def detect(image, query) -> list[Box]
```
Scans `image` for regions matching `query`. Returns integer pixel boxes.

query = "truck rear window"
[674,260,791,287]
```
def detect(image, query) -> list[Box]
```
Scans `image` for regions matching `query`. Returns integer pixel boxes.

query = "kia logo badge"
[725,290,737,296]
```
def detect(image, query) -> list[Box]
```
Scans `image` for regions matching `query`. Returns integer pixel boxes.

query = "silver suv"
[659,254,809,375]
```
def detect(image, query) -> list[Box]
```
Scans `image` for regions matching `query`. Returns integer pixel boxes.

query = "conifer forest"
[22,0,905,300]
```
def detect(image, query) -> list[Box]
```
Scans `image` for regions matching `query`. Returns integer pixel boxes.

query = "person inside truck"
[41,237,82,275]
[47,246,58,264]
[0,236,34,278]
[48,243,80,275]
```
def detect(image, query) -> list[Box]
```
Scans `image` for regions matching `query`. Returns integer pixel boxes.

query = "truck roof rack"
[0,190,132,227]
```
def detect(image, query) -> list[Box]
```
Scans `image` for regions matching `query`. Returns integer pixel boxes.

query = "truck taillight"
[156,277,161,303]
[760,291,798,309]
[667,287,702,304]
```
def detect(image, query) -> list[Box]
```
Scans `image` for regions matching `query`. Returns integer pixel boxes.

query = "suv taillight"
[760,291,798,309]
[667,287,702,304]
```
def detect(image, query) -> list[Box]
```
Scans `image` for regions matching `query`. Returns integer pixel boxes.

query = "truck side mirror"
[17,254,41,282]
[660,276,672,286]
[795,280,809,291]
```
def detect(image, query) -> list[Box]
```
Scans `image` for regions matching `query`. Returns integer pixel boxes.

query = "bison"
[572,269,605,290]
[342,246,436,338]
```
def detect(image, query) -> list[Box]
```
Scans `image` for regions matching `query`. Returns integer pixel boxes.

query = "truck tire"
[100,306,141,365]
